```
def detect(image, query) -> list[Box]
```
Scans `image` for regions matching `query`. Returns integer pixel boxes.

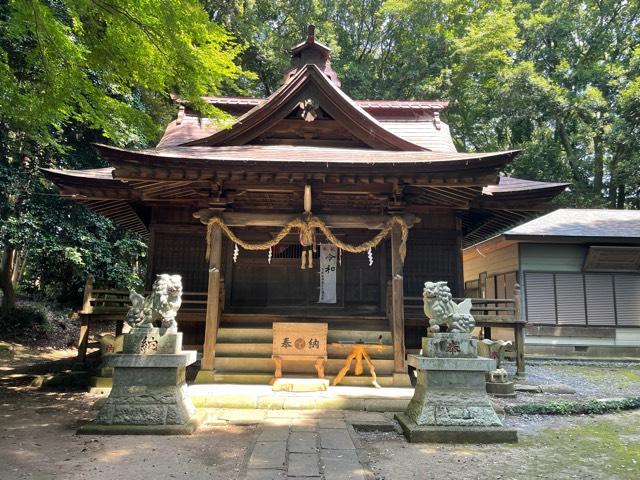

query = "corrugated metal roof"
[378,120,456,152]
[506,209,640,239]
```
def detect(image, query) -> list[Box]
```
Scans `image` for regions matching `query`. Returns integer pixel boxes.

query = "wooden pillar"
[197,223,223,382]
[390,223,406,377]
[76,315,90,364]
[513,283,526,379]
[76,275,94,364]
[81,274,94,314]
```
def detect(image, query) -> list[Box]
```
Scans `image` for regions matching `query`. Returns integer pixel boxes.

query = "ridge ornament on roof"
[285,25,340,87]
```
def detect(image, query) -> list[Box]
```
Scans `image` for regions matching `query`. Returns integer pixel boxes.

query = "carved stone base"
[399,335,518,443]
[81,329,199,434]
[395,412,517,443]
[404,359,502,427]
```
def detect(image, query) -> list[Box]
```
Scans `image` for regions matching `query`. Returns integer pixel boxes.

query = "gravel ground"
[498,360,640,408]
[362,411,640,480]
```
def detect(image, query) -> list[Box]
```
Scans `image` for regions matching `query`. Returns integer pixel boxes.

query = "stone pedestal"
[78,327,202,435]
[396,333,517,443]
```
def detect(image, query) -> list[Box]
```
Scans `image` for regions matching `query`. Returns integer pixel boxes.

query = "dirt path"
[0,385,253,480]
[1,346,253,480]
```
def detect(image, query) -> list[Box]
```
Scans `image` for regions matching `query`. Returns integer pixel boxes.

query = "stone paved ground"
[203,409,395,479]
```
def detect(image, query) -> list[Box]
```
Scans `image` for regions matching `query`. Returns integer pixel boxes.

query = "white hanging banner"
[318,243,337,304]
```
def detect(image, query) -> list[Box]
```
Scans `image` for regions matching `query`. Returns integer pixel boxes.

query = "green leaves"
[0,0,247,308]
[1,0,247,149]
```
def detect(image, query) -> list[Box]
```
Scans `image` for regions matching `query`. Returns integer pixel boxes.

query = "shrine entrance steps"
[210,318,395,387]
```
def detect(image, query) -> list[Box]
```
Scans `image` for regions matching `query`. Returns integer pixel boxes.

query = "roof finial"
[307,25,316,42]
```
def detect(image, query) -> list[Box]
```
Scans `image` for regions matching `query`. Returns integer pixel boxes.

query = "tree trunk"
[617,184,626,209]
[556,119,582,185]
[0,247,17,316]
[593,129,604,194]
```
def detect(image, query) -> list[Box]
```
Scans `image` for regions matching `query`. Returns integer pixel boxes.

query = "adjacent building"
[464,209,640,357]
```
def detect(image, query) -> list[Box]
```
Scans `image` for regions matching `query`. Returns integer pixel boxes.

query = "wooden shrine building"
[44,27,567,385]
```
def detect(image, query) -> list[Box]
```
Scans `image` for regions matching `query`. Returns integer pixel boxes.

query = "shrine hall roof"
[482,176,570,195]
[92,143,518,172]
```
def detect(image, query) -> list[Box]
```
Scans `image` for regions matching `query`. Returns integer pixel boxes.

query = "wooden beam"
[200,224,223,375]
[193,210,420,230]
[390,223,406,375]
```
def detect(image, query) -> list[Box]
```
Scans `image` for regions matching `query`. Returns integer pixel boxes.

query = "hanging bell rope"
[206,215,409,264]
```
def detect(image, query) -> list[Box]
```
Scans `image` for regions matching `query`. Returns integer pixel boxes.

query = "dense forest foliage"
[1,0,639,313]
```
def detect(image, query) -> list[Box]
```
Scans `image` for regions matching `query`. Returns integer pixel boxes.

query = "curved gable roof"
[181,64,426,151]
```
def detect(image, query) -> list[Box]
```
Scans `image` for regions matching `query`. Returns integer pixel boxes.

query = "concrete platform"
[189,384,413,411]
[395,412,518,443]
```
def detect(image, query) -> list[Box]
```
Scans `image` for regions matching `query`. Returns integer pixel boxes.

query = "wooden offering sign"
[272,322,328,378]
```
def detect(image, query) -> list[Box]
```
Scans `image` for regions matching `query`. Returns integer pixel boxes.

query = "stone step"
[90,376,113,388]
[210,373,396,387]
[214,357,395,375]
[216,342,394,359]
[217,327,392,344]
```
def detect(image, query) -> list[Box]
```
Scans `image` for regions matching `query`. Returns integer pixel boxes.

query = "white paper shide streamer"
[318,243,338,304]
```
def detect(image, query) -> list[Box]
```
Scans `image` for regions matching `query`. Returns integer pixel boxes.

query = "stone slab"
[320,453,366,480]
[514,384,543,393]
[407,354,495,371]
[107,351,197,368]
[288,431,319,453]
[243,469,286,480]
[287,453,320,477]
[77,411,205,435]
[248,441,287,469]
[123,328,182,354]
[422,333,477,358]
[258,425,291,442]
[318,418,347,429]
[540,383,577,394]
[318,428,356,450]
[396,412,517,444]
[272,378,329,392]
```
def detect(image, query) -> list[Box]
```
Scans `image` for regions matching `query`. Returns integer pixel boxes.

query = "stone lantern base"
[396,334,517,443]
[78,327,203,435]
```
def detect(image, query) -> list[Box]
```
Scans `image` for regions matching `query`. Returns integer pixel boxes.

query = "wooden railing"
[84,289,208,314]
[80,276,208,315]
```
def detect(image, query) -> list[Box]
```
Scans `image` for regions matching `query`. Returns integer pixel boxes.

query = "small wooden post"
[77,315,90,364]
[81,274,94,314]
[390,223,406,378]
[76,275,94,364]
[198,223,223,381]
[513,283,526,379]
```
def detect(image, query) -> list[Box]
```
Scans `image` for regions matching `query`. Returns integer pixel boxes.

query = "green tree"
[0,0,247,314]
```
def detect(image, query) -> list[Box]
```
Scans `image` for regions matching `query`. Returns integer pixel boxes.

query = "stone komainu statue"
[127,274,183,331]
[423,281,476,333]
